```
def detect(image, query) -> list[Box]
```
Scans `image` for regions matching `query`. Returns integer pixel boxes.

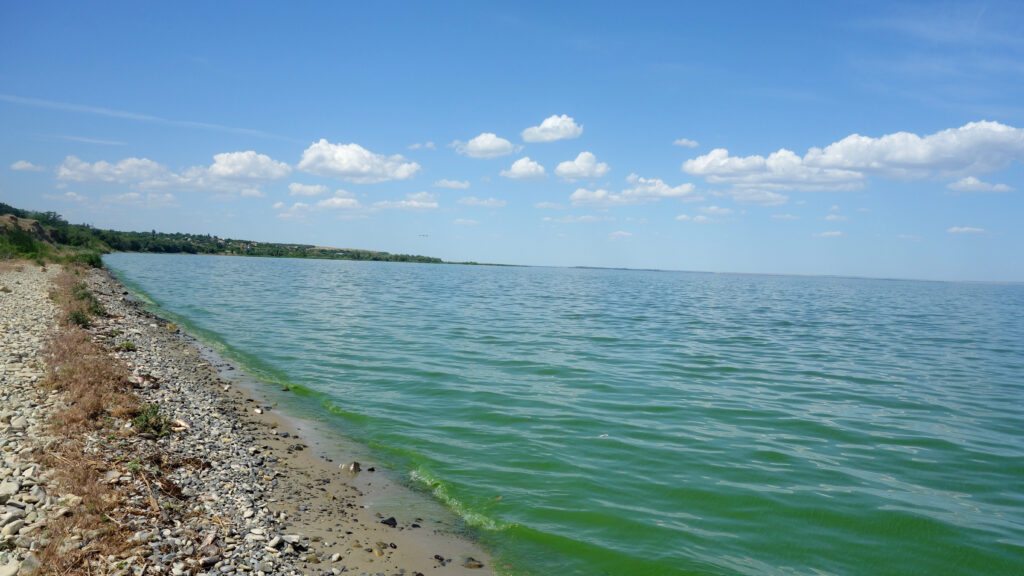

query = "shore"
[0,261,494,575]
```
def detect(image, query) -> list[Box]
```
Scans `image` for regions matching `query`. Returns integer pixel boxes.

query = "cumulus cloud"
[521,114,583,143]
[501,157,546,180]
[555,151,610,181]
[372,191,439,210]
[673,138,699,148]
[316,196,361,210]
[288,183,330,196]
[57,156,168,183]
[240,188,265,198]
[683,121,1024,193]
[542,214,615,224]
[699,205,733,215]
[569,174,698,207]
[57,152,291,198]
[457,196,506,207]
[207,151,291,180]
[433,179,471,189]
[102,191,177,208]
[723,189,788,206]
[608,231,632,241]
[298,139,420,183]
[946,176,1013,193]
[772,213,800,220]
[683,148,862,191]
[408,141,436,150]
[534,201,566,209]
[10,160,45,172]
[454,218,479,226]
[814,231,843,238]
[825,214,847,221]
[675,214,712,223]
[947,226,985,233]
[453,133,515,158]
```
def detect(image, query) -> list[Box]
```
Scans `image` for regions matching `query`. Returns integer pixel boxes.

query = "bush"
[115,341,136,352]
[133,403,170,437]
[67,309,91,328]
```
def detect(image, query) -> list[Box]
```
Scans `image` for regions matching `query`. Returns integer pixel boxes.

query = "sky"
[2,1,1023,282]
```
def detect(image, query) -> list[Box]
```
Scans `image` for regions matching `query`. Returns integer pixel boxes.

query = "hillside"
[0,202,443,265]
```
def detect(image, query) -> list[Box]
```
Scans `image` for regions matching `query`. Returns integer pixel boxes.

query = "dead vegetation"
[30,267,144,574]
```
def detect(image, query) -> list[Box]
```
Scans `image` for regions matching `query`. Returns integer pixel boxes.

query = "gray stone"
[0,479,19,503]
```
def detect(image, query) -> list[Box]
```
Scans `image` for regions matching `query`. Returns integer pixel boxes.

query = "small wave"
[409,468,513,532]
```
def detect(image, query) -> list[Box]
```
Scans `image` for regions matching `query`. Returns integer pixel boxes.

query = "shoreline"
[0,261,496,575]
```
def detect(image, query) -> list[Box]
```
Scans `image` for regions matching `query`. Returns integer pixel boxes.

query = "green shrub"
[67,309,91,328]
[133,403,170,437]
[115,341,136,352]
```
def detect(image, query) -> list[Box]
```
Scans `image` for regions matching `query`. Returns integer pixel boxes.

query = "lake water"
[103,253,1024,575]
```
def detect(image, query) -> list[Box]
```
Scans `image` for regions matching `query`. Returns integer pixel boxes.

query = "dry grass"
[33,269,142,574]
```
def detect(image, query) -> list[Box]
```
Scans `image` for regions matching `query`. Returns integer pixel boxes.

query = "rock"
[0,479,20,503]
[380,516,397,528]
[0,559,18,576]
[463,557,485,569]
[3,519,26,536]
[8,416,27,430]
[19,552,40,573]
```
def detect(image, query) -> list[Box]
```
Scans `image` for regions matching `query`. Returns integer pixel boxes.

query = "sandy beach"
[0,261,495,575]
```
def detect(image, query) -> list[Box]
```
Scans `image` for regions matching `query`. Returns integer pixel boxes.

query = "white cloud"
[814,231,843,238]
[947,226,985,233]
[569,174,698,207]
[58,155,168,183]
[272,201,285,209]
[102,191,176,208]
[608,231,632,241]
[501,157,546,180]
[684,148,863,191]
[699,205,733,215]
[683,121,1024,193]
[433,179,471,189]
[555,151,610,181]
[542,214,615,224]
[724,189,789,206]
[673,138,699,148]
[623,174,697,199]
[316,196,361,210]
[454,133,515,158]
[569,188,627,207]
[772,213,800,220]
[534,201,565,210]
[521,114,583,143]
[372,191,439,210]
[457,196,506,207]
[676,214,711,223]
[207,150,291,180]
[10,160,45,172]
[454,218,479,226]
[829,205,841,211]
[298,139,420,183]
[240,188,265,198]
[946,176,1013,193]
[288,183,331,196]
[408,141,436,150]
[57,152,290,198]
[825,214,848,221]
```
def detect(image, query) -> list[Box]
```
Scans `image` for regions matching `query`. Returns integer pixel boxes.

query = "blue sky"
[2,1,1022,281]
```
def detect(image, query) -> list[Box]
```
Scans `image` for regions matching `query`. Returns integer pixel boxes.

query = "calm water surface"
[104,253,1024,575]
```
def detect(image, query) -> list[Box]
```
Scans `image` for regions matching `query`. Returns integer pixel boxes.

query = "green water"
[104,253,1024,575]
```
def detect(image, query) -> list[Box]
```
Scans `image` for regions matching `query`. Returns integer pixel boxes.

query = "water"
[103,253,1024,575]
